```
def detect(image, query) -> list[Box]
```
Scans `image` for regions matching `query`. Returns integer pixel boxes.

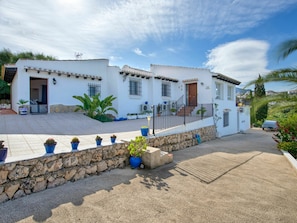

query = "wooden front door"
[187,83,197,106]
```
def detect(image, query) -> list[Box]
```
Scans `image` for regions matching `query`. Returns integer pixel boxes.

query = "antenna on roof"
[74,52,83,60]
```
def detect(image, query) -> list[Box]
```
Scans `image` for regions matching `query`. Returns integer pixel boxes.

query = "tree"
[0,48,56,99]
[73,93,118,120]
[245,39,297,113]
[254,75,268,122]
[73,93,100,119]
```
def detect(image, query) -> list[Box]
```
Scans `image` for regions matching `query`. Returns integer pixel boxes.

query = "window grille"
[88,84,101,97]
[215,82,223,100]
[129,79,142,96]
[162,82,171,97]
[223,111,229,127]
[227,86,234,100]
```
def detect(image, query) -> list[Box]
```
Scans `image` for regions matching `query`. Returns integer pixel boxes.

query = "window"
[129,79,141,96]
[162,82,171,97]
[215,82,223,100]
[88,84,101,97]
[227,86,234,100]
[223,111,229,127]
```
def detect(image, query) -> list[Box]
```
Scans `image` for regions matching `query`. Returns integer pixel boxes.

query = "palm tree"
[73,93,118,119]
[245,38,297,114]
[73,93,100,118]
[246,38,297,86]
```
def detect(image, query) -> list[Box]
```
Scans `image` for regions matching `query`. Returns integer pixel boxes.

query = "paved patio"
[0,112,147,162]
[0,112,201,162]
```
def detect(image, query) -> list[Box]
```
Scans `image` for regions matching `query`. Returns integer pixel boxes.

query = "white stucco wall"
[238,106,251,132]
[115,75,156,118]
[11,59,119,114]
[212,78,248,137]
[150,65,213,104]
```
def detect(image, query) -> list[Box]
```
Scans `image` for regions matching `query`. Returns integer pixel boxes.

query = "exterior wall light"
[53,78,57,85]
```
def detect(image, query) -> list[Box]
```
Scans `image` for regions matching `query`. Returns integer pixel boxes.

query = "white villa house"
[2,59,250,137]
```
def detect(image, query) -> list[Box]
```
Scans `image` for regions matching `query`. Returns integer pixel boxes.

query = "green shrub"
[95,114,113,122]
[277,142,297,159]
[127,136,147,157]
[273,113,297,143]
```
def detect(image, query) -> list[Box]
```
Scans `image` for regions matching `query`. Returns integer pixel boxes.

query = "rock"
[30,161,45,177]
[85,165,97,175]
[97,161,108,172]
[5,182,20,199]
[73,168,86,181]
[65,169,77,181]
[91,151,102,162]
[8,166,29,180]
[78,153,92,166]
[47,177,66,189]
[33,180,47,192]
[63,156,79,168]
[13,190,25,199]
[0,170,8,184]
[46,159,63,172]
[20,179,36,190]
[107,160,115,168]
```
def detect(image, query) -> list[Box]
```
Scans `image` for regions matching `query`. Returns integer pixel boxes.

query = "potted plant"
[170,108,177,115]
[17,99,29,115]
[0,140,8,162]
[140,125,149,136]
[127,113,137,120]
[196,106,207,119]
[71,137,80,150]
[95,135,102,146]
[157,104,162,116]
[110,134,117,144]
[127,136,147,168]
[44,138,57,154]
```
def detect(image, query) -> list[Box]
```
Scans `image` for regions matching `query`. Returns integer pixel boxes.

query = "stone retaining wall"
[0,125,215,203]
[50,104,78,113]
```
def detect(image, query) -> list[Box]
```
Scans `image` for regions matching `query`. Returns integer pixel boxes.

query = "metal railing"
[151,103,214,135]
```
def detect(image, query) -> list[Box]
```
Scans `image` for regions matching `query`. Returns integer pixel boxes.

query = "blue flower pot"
[129,156,142,169]
[44,144,56,154]
[96,139,102,146]
[141,128,149,136]
[71,142,79,150]
[195,134,201,144]
[111,137,116,144]
[0,148,8,162]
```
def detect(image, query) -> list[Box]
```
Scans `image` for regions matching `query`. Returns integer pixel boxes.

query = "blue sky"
[1,0,297,91]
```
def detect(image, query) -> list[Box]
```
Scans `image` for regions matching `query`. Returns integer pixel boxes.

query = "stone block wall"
[0,143,130,203]
[148,126,216,152]
[50,104,78,113]
[0,125,215,203]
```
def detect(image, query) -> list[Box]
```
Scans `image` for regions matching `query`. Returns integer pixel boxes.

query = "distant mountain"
[236,88,252,95]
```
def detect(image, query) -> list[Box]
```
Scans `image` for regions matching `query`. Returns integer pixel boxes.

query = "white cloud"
[133,48,155,57]
[205,39,270,86]
[0,0,296,59]
[133,48,146,57]
[167,48,177,53]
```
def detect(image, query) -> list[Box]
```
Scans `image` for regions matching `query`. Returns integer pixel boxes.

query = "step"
[142,146,173,169]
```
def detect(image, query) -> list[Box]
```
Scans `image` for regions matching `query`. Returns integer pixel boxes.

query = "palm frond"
[277,39,297,61]
[245,68,297,88]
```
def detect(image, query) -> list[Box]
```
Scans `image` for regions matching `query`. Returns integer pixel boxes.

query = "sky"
[1,0,297,91]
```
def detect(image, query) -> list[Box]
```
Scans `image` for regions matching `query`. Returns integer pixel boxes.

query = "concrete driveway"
[0,128,296,223]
